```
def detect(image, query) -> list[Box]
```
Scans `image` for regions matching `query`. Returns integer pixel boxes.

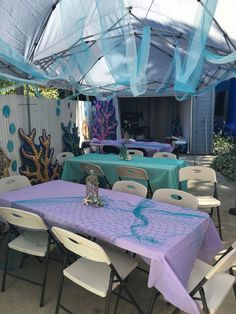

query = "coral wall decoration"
[0,147,11,179]
[61,121,81,156]
[92,99,118,141]
[19,128,60,184]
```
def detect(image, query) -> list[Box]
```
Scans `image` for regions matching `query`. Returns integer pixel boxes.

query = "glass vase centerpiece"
[119,143,128,160]
[83,170,104,207]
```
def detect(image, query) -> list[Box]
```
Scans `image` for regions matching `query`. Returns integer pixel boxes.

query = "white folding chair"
[52,227,141,314]
[0,175,31,193]
[117,166,152,196]
[183,246,236,314]
[179,166,222,239]
[113,180,147,197]
[153,152,177,159]
[127,149,144,157]
[149,245,236,314]
[56,152,74,167]
[0,207,53,307]
[80,162,112,189]
[152,189,199,210]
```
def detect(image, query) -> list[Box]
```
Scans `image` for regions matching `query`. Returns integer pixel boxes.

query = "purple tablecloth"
[90,139,172,156]
[0,180,222,314]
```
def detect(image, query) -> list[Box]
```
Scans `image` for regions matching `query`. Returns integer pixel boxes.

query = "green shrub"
[212,134,236,183]
[213,133,234,154]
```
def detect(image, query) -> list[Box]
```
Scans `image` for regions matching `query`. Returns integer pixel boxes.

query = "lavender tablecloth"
[90,139,172,156]
[0,180,222,314]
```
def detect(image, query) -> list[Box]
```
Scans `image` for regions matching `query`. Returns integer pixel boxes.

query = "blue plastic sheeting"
[228,79,236,126]
[0,0,236,99]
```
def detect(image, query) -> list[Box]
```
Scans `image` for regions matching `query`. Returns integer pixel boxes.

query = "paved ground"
[0,155,235,314]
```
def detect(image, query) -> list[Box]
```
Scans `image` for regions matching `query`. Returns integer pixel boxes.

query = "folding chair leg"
[199,287,209,314]
[147,288,157,314]
[55,274,65,314]
[233,282,236,299]
[1,227,12,292]
[122,284,143,314]
[216,206,223,240]
[1,244,10,292]
[114,285,123,314]
[55,250,68,314]
[80,174,87,185]
[105,273,114,314]
[40,235,51,307]
[147,181,153,198]
[19,253,28,268]
[209,207,214,218]
[35,256,43,264]
[104,175,112,189]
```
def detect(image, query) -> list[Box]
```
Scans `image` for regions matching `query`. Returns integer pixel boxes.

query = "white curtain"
[77,101,92,144]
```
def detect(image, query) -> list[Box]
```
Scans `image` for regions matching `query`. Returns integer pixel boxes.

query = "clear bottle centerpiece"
[119,143,128,160]
[83,170,104,207]
[86,169,98,198]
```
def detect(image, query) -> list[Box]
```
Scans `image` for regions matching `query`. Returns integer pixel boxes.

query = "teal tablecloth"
[62,154,187,191]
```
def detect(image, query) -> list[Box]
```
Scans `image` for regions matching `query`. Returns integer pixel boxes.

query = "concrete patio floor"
[0,155,235,314]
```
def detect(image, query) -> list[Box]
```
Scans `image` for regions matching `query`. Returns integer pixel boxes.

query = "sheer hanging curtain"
[77,101,92,144]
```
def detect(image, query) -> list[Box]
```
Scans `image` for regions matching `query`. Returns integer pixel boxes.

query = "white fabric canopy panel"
[0,0,236,98]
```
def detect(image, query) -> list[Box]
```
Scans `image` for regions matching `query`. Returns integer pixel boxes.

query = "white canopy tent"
[0,0,236,98]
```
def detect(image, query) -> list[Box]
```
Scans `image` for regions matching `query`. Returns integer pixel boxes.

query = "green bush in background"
[212,132,236,183]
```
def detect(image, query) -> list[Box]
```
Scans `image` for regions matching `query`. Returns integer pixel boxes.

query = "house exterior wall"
[191,90,215,155]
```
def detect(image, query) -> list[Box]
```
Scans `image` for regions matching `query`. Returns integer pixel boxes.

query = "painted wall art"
[92,99,118,141]
[61,121,81,156]
[0,147,11,179]
[19,128,61,184]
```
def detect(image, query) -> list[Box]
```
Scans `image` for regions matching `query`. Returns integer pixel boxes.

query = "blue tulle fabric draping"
[0,0,236,99]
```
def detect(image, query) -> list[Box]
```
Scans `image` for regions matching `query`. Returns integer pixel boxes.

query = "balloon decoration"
[61,121,81,156]
[18,128,61,184]
[0,147,11,179]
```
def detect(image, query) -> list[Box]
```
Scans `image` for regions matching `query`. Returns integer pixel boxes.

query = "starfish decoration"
[82,196,104,207]
[82,196,90,206]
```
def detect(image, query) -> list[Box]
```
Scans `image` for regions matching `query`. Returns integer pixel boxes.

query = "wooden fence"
[0,95,78,175]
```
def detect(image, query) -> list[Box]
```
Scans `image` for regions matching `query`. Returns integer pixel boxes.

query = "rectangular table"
[62,153,187,190]
[0,180,222,314]
[90,140,172,157]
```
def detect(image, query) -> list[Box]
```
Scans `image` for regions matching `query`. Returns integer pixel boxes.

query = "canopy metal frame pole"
[26,84,31,134]
[198,0,236,51]
[28,0,60,61]
[0,1,234,97]
[28,3,235,95]
[35,11,130,69]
